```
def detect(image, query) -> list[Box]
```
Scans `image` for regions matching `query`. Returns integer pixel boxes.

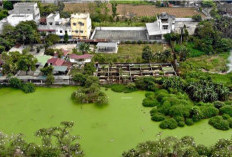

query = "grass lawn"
[180,52,229,73]
[105,43,166,62]
[179,52,232,86]
[0,87,231,157]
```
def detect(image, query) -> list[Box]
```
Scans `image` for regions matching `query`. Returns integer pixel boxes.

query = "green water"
[0,87,231,157]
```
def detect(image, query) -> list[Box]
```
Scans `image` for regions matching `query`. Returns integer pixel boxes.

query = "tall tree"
[142,46,153,62]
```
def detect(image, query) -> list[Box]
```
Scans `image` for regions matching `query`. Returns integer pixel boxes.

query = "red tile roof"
[47,58,65,66]
[61,49,70,56]
[69,54,93,60]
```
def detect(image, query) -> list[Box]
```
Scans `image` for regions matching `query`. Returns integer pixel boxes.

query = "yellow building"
[70,13,92,39]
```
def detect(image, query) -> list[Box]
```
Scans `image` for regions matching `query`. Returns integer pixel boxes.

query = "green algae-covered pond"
[0,87,231,157]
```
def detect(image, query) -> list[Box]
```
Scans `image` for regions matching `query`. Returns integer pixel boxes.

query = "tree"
[83,62,96,75]
[15,21,40,45]
[79,42,90,53]
[111,2,118,20]
[64,31,69,43]
[3,0,13,10]
[40,66,53,76]
[192,14,202,22]
[142,46,153,62]
[45,34,60,47]
[17,52,38,74]
[45,74,54,86]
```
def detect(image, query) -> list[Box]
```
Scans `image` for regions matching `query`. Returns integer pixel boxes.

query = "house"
[92,12,199,41]
[38,12,72,39]
[96,42,118,53]
[53,66,69,75]
[7,2,40,26]
[70,13,92,39]
[47,58,65,66]
[146,12,175,40]
[68,54,92,64]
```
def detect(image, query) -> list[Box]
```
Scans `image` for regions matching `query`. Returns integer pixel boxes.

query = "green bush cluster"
[208,116,231,130]
[159,118,178,129]
[146,89,226,129]
[109,83,137,93]
[135,76,158,91]
[71,76,108,106]
[9,78,35,93]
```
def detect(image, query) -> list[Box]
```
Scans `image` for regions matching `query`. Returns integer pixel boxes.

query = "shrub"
[45,48,55,56]
[208,116,230,130]
[157,100,171,115]
[159,118,178,129]
[196,145,210,156]
[151,113,165,122]
[220,105,232,117]
[185,118,194,126]
[111,84,126,93]
[142,98,158,107]
[21,83,35,93]
[72,73,86,86]
[150,108,158,115]
[9,78,22,89]
[178,121,185,127]
[227,118,232,128]
[213,101,225,109]
[169,105,191,118]
[200,106,219,118]
[145,92,155,99]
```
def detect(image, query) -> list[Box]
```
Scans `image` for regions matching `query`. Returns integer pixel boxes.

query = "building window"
[60,30,63,33]
[75,30,78,33]
[73,23,76,26]
[163,25,168,30]
[78,22,84,26]
[49,22,53,25]
[80,30,83,33]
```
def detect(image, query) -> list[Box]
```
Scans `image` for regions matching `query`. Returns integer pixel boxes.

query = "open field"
[64,3,205,18]
[0,87,231,157]
[117,43,165,62]
[95,43,167,63]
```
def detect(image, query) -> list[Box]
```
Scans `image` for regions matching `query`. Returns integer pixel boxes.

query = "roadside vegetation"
[0,121,83,157]
[123,136,232,156]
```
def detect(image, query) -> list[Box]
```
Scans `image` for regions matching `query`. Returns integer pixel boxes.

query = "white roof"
[71,13,90,19]
[175,18,194,22]
[97,42,118,48]
[146,22,162,36]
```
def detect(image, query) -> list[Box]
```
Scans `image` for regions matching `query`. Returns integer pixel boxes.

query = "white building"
[38,12,72,39]
[7,2,40,26]
[7,14,34,26]
[146,12,198,40]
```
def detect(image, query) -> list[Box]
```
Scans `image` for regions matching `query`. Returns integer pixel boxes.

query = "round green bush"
[151,113,165,122]
[196,145,210,156]
[174,116,184,123]
[200,106,219,118]
[185,118,194,126]
[150,108,158,115]
[145,92,155,99]
[222,114,230,120]
[178,121,185,127]
[21,83,36,93]
[220,105,232,117]
[227,118,232,128]
[208,116,230,130]
[142,98,158,107]
[213,101,225,109]
[159,118,178,129]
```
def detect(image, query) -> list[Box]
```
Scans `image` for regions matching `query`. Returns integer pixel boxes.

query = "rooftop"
[53,66,68,72]
[69,54,93,60]
[14,2,37,7]
[146,22,162,36]
[97,42,118,48]
[71,13,90,19]
[92,27,148,41]
[47,58,65,66]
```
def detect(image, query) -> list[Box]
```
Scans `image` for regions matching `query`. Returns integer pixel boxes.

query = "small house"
[53,66,68,75]
[96,42,118,54]
[47,58,65,66]
[68,54,93,64]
